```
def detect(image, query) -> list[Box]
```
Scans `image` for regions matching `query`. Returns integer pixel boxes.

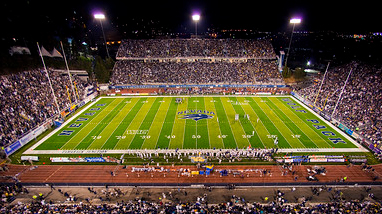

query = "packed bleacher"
[2,188,381,214]
[111,39,282,85]
[2,200,381,213]
[0,69,90,148]
[295,61,382,144]
[116,39,276,59]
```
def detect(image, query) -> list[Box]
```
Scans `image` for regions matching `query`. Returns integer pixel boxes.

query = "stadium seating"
[0,70,90,148]
[116,39,276,59]
[112,39,282,85]
[295,61,382,144]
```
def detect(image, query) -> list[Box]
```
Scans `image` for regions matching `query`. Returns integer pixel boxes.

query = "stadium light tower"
[192,14,200,36]
[285,18,301,68]
[94,13,110,58]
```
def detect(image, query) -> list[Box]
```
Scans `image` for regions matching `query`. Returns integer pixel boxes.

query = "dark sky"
[82,0,381,31]
[1,0,381,42]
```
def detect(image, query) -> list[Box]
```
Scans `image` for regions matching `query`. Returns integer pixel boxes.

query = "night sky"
[1,0,381,42]
[72,0,380,31]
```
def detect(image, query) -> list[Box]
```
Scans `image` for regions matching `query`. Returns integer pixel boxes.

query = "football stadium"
[1,1,382,213]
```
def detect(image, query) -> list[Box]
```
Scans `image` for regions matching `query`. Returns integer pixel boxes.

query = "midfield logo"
[178,110,214,122]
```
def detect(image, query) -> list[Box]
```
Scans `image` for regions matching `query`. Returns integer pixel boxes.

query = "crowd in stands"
[117,39,276,59]
[295,61,381,144]
[2,191,381,213]
[111,60,281,85]
[1,183,28,204]
[111,39,282,85]
[0,69,90,148]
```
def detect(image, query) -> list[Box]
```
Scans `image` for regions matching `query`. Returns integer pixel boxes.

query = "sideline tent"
[51,47,63,58]
[40,46,53,57]
[39,46,63,58]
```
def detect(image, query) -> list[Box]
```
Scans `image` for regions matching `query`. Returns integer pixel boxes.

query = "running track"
[1,164,382,186]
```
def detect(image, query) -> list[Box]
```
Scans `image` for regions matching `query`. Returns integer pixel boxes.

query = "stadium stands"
[0,69,90,148]
[295,61,382,144]
[111,39,282,85]
[1,187,381,213]
[116,39,276,59]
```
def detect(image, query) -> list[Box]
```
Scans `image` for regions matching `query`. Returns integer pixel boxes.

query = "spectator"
[0,69,91,148]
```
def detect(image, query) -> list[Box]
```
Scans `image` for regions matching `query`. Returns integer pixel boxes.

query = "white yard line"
[62,98,122,150]
[124,98,155,149]
[290,96,367,152]
[140,98,164,149]
[260,97,306,148]
[236,97,266,148]
[166,98,180,149]
[79,98,125,150]
[98,98,137,149]
[23,95,368,155]
[219,97,239,149]
[252,97,294,148]
[24,96,103,154]
[268,97,326,148]
[226,98,250,148]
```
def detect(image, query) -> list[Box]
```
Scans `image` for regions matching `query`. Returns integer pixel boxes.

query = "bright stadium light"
[192,14,200,21]
[285,18,302,68]
[93,13,110,58]
[94,13,105,20]
[290,18,301,24]
[192,14,200,36]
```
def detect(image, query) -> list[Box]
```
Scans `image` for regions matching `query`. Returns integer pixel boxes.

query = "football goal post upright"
[331,68,353,119]
[314,62,330,105]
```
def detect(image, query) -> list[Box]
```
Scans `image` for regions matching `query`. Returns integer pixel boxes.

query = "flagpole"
[37,42,61,115]
[331,68,353,119]
[60,41,77,103]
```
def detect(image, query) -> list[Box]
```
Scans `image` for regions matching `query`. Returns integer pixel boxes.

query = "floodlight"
[290,18,301,24]
[94,14,105,19]
[192,14,200,21]
[93,13,110,58]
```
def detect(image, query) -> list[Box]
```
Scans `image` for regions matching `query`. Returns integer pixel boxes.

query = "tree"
[69,56,92,74]
[293,67,306,80]
[93,56,110,83]
[104,57,115,70]
[282,66,292,78]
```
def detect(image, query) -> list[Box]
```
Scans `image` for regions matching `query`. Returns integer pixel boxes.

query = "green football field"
[26,96,364,154]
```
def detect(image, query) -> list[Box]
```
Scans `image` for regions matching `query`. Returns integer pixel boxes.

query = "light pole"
[192,14,200,36]
[285,18,301,68]
[94,13,110,58]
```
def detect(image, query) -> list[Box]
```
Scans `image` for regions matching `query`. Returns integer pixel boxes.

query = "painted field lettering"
[58,130,74,136]
[69,123,82,128]
[295,109,306,113]
[307,119,320,123]
[329,138,346,144]
[313,125,326,130]
[322,131,336,136]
